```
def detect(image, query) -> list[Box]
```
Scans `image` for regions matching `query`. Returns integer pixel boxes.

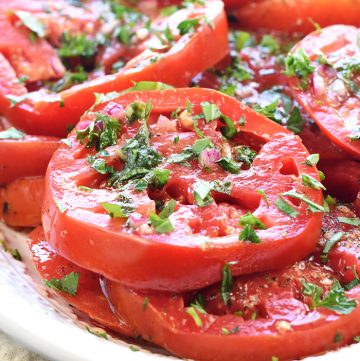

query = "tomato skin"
[105,264,360,361]
[0,177,44,227]
[288,25,360,160]
[0,135,59,185]
[42,87,323,292]
[1,1,229,137]
[27,226,136,336]
[231,0,360,33]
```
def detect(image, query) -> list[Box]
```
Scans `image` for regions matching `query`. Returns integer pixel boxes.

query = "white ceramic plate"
[0,221,359,361]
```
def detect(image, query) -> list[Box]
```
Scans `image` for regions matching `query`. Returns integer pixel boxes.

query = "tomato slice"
[0,14,64,82]
[27,226,135,336]
[0,133,59,185]
[105,205,360,361]
[42,87,323,292]
[288,25,360,160]
[0,176,44,227]
[1,1,228,137]
[230,0,360,33]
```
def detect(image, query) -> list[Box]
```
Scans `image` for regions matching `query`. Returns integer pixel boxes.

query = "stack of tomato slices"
[0,1,360,361]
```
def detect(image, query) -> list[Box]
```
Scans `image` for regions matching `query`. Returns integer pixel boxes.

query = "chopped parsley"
[260,34,280,54]
[239,212,266,229]
[235,146,257,166]
[45,272,79,296]
[177,18,200,35]
[125,101,152,124]
[286,107,304,134]
[168,137,212,164]
[284,48,314,90]
[59,32,98,60]
[76,113,121,151]
[149,199,176,234]
[193,179,214,207]
[302,280,356,315]
[239,224,261,243]
[201,102,222,123]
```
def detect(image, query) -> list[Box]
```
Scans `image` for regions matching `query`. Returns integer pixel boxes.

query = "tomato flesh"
[42,88,323,292]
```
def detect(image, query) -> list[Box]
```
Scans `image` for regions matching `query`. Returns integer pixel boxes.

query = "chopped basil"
[53,198,68,214]
[77,186,93,192]
[235,146,257,166]
[282,190,324,213]
[344,267,360,291]
[323,194,336,212]
[252,100,279,121]
[45,272,79,296]
[302,280,356,315]
[337,217,360,226]
[14,11,45,38]
[160,5,179,16]
[256,189,270,206]
[233,31,252,51]
[168,138,212,164]
[51,67,88,92]
[201,102,221,123]
[284,48,314,90]
[304,153,320,167]
[194,180,213,207]
[177,18,200,35]
[186,307,203,327]
[190,294,206,314]
[193,119,205,138]
[239,224,261,243]
[0,127,25,140]
[320,232,344,263]
[275,198,299,218]
[125,101,152,124]
[301,174,326,190]
[220,264,233,306]
[217,154,241,174]
[101,199,134,218]
[76,113,121,151]
[173,135,180,144]
[129,345,140,352]
[149,199,176,234]
[239,212,266,229]
[87,157,113,175]
[222,326,240,335]
[60,138,72,148]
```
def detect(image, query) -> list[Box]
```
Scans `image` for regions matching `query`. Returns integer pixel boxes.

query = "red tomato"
[27,226,135,336]
[42,88,323,292]
[231,0,360,33]
[355,193,360,216]
[105,227,360,361]
[1,1,228,137]
[320,161,360,203]
[0,134,59,185]
[0,177,44,227]
[0,14,64,82]
[288,25,360,160]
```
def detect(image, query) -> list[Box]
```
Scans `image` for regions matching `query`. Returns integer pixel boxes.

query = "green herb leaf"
[59,32,98,59]
[235,146,257,166]
[194,179,213,207]
[53,198,68,214]
[219,115,237,139]
[201,102,221,123]
[177,18,200,35]
[101,201,134,218]
[0,127,25,140]
[125,101,152,124]
[320,232,344,263]
[149,199,176,234]
[239,224,261,243]
[304,153,320,167]
[275,198,299,218]
[86,326,108,339]
[256,189,270,206]
[337,217,360,226]
[15,11,45,38]
[287,107,303,134]
[186,307,203,327]
[301,174,326,190]
[260,34,280,54]
[239,212,266,230]
[217,154,241,174]
[220,264,233,306]
[211,180,233,195]
[45,272,79,296]
[284,48,314,90]
[283,190,324,213]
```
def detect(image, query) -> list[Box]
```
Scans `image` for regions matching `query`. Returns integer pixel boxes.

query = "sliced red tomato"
[0,176,44,227]
[0,132,59,185]
[288,25,360,160]
[0,14,64,82]
[355,193,360,215]
[28,226,135,336]
[105,205,360,361]
[42,87,323,292]
[231,0,360,33]
[1,1,228,137]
